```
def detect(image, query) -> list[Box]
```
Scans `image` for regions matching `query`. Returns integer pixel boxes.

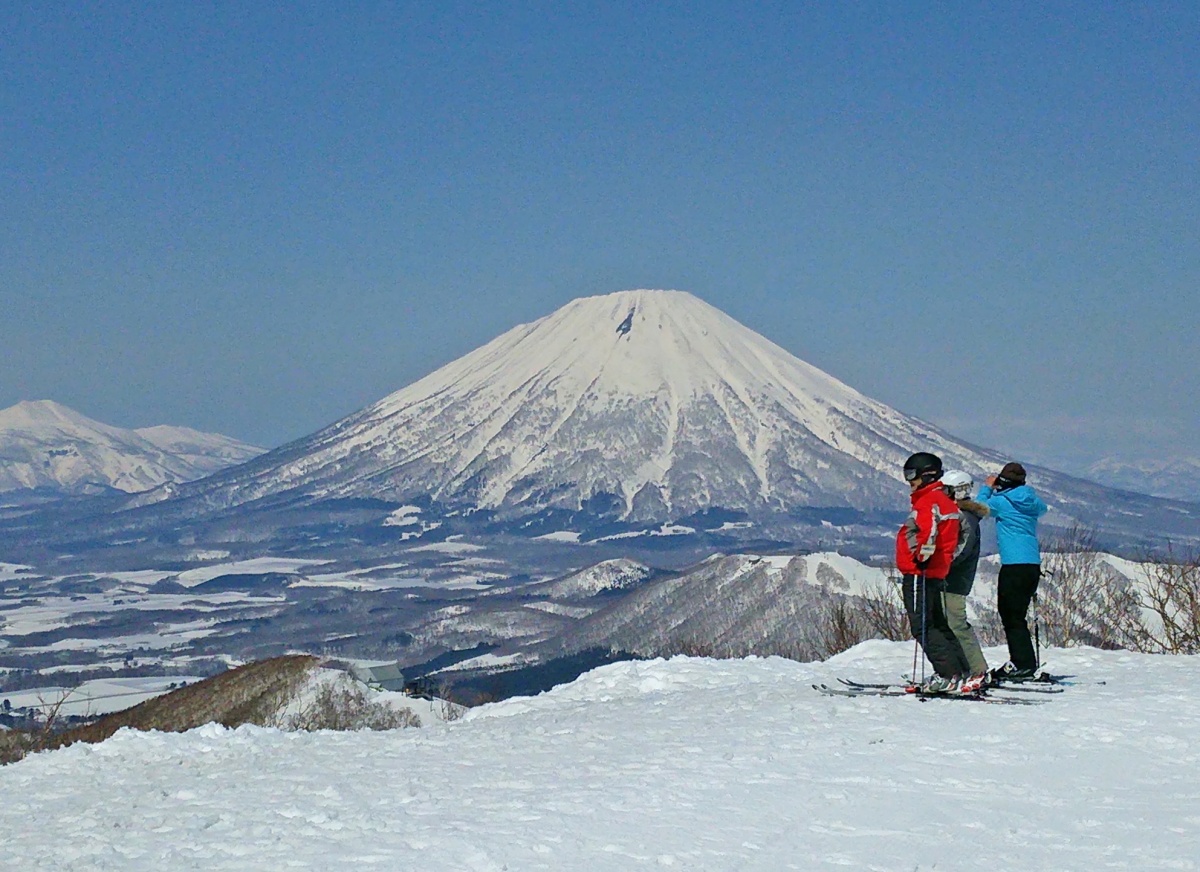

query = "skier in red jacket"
[895,452,965,693]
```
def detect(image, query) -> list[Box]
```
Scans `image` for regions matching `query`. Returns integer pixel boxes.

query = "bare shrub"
[662,637,724,658]
[0,655,321,766]
[283,677,421,732]
[652,584,907,663]
[433,680,466,722]
[1136,544,1200,655]
[63,655,321,745]
[1040,526,1114,648]
[1,656,424,765]
[0,688,80,765]
[438,697,466,723]
[1039,526,1149,650]
[803,583,918,660]
[1092,576,1153,653]
[811,597,871,659]
[0,730,36,765]
[859,576,908,642]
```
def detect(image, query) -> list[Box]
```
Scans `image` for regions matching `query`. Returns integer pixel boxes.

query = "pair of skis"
[814,677,1062,706]
[839,677,1065,694]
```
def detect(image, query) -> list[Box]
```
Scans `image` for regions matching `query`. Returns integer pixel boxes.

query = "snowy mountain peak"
[378,289,868,418]
[0,400,263,494]
[352,286,990,512]
[0,399,104,432]
[170,289,999,517]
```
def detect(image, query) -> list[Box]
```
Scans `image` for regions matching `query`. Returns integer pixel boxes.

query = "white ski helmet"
[942,470,973,500]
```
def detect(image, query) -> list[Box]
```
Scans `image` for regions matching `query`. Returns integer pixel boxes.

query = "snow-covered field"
[3,675,204,718]
[0,591,278,638]
[173,558,330,588]
[3,642,1198,870]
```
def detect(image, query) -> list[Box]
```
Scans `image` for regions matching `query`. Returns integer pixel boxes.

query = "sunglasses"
[903,468,920,482]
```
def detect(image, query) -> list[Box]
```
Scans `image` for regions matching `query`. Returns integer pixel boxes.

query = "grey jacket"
[945,499,988,596]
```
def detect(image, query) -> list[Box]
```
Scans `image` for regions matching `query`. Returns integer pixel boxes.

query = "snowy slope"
[141,290,1199,542]
[2,644,1197,870]
[530,552,894,661]
[0,400,263,494]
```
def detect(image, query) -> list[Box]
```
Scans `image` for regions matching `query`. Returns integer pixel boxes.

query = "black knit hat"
[995,461,1027,490]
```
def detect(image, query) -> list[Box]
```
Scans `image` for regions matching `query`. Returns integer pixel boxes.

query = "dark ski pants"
[902,574,966,679]
[998,563,1042,670]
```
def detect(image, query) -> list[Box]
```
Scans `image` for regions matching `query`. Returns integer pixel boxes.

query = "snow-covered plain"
[173,558,330,588]
[3,643,1198,870]
[3,675,204,718]
[0,561,33,582]
[0,590,281,638]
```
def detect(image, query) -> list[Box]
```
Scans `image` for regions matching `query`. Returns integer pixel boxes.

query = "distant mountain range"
[0,400,263,495]
[1,292,1195,559]
[1078,457,1200,503]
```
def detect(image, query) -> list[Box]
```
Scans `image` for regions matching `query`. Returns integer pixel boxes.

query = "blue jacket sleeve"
[975,485,1011,519]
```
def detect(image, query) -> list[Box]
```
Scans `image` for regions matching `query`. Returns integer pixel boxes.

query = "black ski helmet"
[903,452,943,484]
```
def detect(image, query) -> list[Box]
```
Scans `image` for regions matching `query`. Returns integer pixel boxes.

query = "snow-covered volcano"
[0,400,263,494]
[144,290,1197,541]
[163,291,1000,515]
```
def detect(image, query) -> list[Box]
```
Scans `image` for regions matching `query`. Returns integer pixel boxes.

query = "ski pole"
[1033,591,1041,670]
[910,577,920,684]
[919,572,928,686]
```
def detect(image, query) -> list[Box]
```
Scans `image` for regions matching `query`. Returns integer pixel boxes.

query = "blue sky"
[2,2,1197,468]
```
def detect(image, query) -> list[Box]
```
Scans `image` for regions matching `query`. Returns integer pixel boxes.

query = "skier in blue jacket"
[977,461,1048,681]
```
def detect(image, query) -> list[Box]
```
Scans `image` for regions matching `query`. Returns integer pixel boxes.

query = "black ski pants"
[901,574,966,679]
[998,563,1042,670]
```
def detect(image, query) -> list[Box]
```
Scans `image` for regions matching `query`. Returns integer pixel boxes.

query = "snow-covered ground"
[3,643,1198,869]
